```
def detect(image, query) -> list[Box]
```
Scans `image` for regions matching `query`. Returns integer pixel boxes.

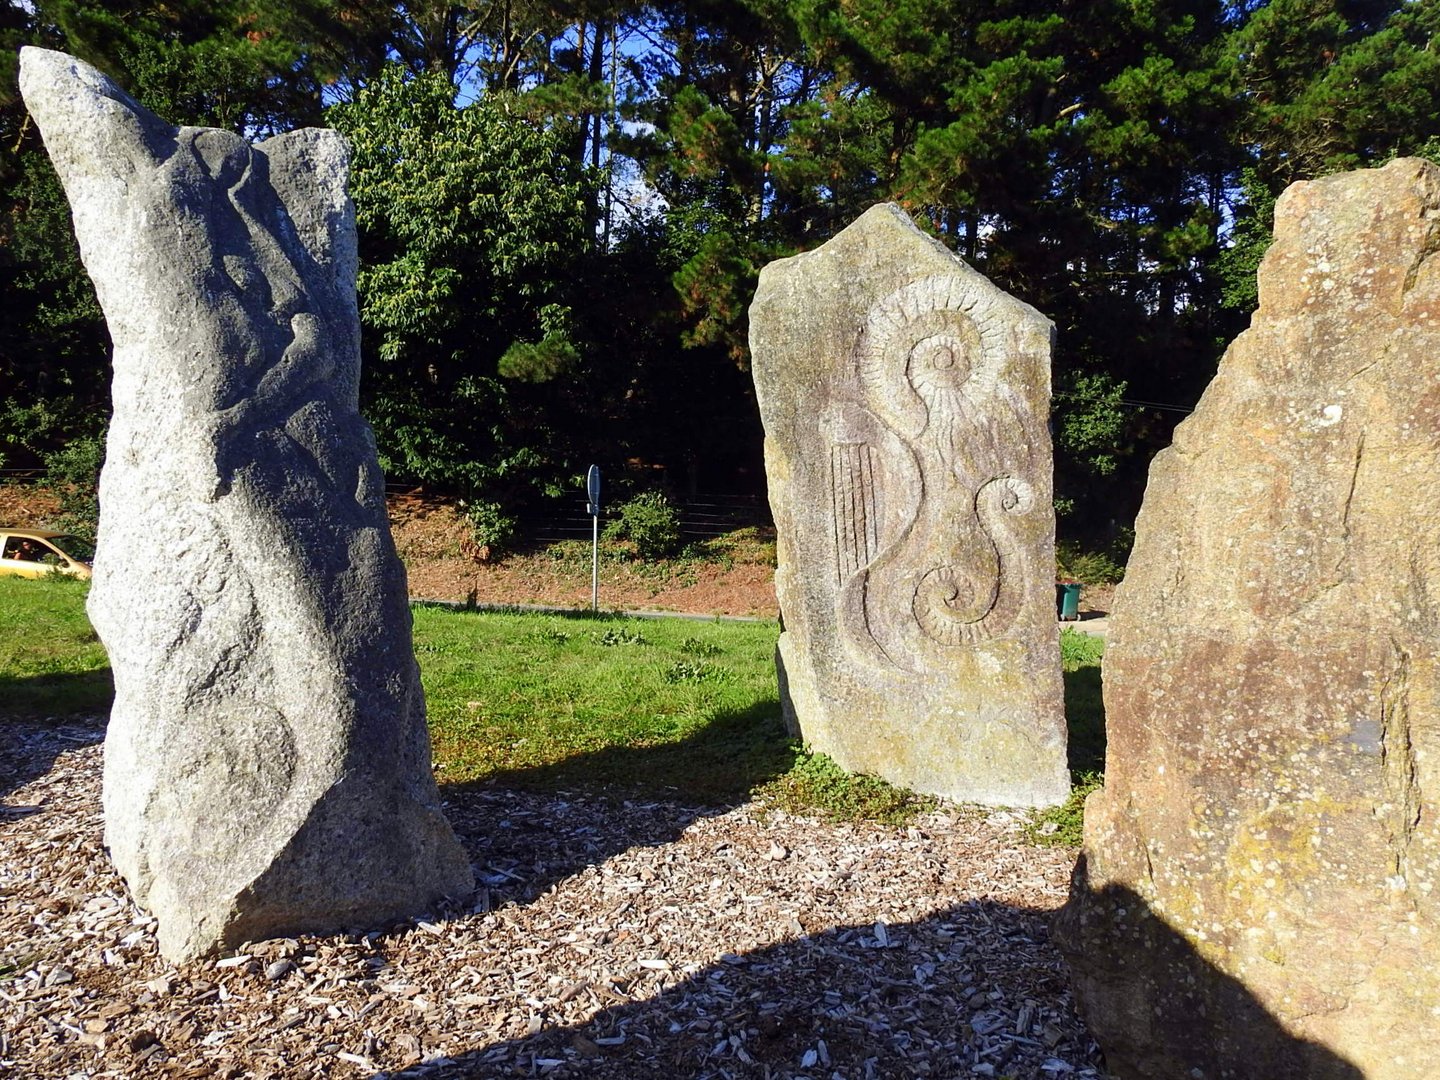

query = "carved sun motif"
[856,274,1004,441]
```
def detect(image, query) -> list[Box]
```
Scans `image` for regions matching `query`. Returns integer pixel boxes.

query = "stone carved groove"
[830,442,880,585]
[843,275,1033,662]
[912,476,1033,646]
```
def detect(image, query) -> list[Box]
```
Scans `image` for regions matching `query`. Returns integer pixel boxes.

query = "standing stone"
[19,48,473,962]
[1055,159,1440,1079]
[750,204,1068,807]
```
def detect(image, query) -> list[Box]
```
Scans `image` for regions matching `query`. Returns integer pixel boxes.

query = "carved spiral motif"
[857,275,1005,440]
[911,476,1033,645]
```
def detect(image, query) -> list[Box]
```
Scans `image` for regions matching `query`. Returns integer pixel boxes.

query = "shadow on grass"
[1063,663,1105,779]
[455,699,794,805]
[1,670,110,803]
[0,668,113,721]
[438,700,796,906]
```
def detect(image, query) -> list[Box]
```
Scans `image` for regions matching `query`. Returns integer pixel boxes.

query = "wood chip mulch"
[2,718,1110,1079]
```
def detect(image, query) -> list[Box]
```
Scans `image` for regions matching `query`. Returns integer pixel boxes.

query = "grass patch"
[0,576,112,718]
[1027,628,1107,846]
[1060,628,1106,777]
[416,607,792,803]
[0,580,1085,832]
[415,606,934,822]
[760,750,938,825]
[1026,770,1103,847]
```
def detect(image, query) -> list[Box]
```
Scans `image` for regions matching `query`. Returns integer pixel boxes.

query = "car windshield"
[50,535,96,563]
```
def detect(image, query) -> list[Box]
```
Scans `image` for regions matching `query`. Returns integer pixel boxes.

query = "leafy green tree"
[1225,0,1440,187]
[33,0,362,131]
[328,64,595,499]
[1217,1,1440,312]
[0,3,107,470]
[2,0,370,470]
[777,0,1243,535]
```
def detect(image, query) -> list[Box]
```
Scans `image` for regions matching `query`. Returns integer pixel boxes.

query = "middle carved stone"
[750,204,1069,807]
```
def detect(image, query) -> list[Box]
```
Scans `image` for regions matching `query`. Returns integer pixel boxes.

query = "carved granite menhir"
[19,48,473,962]
[750,204,1068,807]
[1055,159,1440,1079]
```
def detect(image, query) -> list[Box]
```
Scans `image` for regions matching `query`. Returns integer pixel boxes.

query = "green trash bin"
[1057,581,1082,621]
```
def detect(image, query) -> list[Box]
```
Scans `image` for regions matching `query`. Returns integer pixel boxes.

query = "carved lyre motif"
[830,441,880,585]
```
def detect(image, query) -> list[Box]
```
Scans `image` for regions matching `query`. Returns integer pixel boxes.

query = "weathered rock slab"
[750,204,1068,807]
[19,47,473,962]
[1055,159,1440,1079]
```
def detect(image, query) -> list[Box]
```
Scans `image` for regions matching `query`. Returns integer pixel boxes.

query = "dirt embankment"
[2,486,778,618]
[389,492,779,617]
[5,486,1112,619]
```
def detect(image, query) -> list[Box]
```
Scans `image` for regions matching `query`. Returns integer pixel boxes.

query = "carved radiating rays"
[856,274,1009,452]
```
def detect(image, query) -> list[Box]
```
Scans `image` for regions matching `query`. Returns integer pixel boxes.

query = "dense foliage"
[5,0,1440,543]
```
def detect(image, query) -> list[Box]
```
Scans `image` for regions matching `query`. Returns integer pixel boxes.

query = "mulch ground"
[4,483,1113,1078]
[2,719,1111,1080]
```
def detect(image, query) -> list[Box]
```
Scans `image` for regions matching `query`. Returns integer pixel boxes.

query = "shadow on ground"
[366,898,1097,1079]
[1062,663,1105,778]
[356,887,1363,1079]
[1055,863,1365,1080]
[439,700,794,907]
[0,672,109,802]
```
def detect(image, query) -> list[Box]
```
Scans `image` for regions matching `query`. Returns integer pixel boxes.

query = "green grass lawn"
[414,605,794,802]
[0,581,1105,830]
[1027,627,1108,845]
[0,575,113,717]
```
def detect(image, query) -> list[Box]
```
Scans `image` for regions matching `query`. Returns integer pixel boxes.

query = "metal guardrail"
[0,469,47,484]
[521,493,772,544]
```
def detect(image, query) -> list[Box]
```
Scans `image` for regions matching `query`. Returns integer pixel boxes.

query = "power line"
[1117,398,1194,414]
[1053,392,1195,415]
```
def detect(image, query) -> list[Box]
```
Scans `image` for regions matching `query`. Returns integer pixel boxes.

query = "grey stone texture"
[19,47,473,962]
[1055,159,1440,1079]
[750,203,1069,807]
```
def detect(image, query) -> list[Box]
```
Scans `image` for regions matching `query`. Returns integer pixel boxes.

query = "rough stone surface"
[18,47,474,962]
[1055,159,1440,1079]
[750,203,1069,807]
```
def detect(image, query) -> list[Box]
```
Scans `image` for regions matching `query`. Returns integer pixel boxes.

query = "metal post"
[587,464,602,613]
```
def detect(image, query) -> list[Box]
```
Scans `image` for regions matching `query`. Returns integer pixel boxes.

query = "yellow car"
[0,528,95,580]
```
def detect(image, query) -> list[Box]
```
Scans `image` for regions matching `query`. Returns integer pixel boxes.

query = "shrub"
[603,491,683,560]
[462,499,518,559]
[44,431,105,538]
[1056,540,1125,585]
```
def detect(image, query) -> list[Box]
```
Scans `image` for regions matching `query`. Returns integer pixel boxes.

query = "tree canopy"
[5,0,1440,543]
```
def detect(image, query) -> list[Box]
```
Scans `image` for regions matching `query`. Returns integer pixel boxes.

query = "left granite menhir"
[18,47,475,962]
